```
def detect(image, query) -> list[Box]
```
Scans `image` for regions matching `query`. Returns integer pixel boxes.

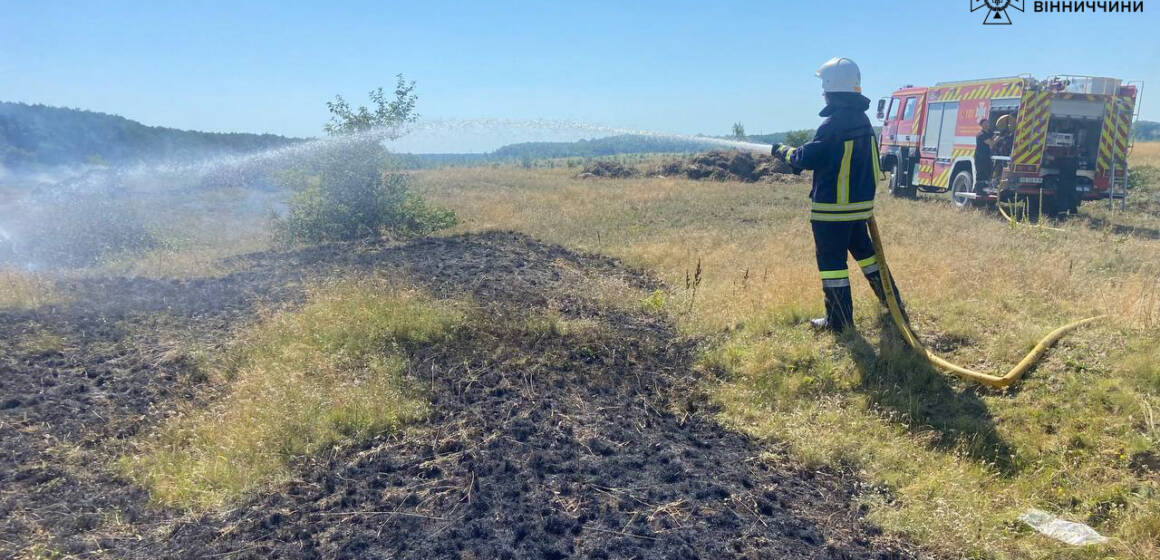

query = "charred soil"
[1,232,919,559]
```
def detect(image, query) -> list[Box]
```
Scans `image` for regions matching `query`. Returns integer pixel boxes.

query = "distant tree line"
[0,101,302,169]
[1134,120,1160,142]
[745,131,807,145]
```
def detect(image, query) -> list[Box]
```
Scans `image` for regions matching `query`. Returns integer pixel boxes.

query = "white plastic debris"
[1020,508,1108,546]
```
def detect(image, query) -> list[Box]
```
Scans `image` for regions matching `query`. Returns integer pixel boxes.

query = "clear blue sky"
[4,0,1158,151]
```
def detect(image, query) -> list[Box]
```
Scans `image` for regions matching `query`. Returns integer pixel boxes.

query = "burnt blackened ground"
[1,232,920,559]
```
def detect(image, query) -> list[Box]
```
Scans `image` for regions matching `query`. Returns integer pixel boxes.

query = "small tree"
[784,129,815,147]
[732,122,746,139]
[275,75,456,244]
[324,75,419,137]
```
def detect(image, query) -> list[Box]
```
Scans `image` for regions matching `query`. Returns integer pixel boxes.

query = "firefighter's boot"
[865,270,909,325]
[810,285,854,333]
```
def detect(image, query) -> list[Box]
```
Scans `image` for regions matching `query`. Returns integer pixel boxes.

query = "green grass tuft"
[122,276,462,510]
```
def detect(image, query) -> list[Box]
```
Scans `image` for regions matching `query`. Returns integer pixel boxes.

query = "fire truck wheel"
[950,170,975,210]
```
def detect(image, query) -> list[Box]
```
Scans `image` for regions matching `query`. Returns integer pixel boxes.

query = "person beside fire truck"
[994,114,1014,156]
[974,117,997,194]
[990,114,1015,188]
[770,57,905,333]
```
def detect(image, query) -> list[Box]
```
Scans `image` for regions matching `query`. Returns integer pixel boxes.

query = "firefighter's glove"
[773,143,798,165]
[773,143,801,175]
[772,143,791,161]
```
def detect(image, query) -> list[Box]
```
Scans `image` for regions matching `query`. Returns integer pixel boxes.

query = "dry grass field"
[1078,142,1160,233]
[2,145,1157,558]
[415,149,1160,559]
[1131,141,1160,167]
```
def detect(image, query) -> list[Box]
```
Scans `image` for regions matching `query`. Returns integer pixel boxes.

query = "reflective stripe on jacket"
[779,93,881,222]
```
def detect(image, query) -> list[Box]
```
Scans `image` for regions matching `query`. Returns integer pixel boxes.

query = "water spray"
[2,118,775,269]
[397,118,777,155]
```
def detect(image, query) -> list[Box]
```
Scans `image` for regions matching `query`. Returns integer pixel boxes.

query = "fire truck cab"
[877,75,1137,217]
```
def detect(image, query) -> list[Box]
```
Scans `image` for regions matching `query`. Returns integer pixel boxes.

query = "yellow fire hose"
[865,217,1103,388]
[994,189,1064,231]
[996,196,1022,224]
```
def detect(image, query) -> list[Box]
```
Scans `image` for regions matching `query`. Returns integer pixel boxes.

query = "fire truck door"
[937,101,960,160]
[897,96,919,144]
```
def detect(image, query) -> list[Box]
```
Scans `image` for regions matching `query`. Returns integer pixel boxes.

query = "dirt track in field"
[1,231,920,559]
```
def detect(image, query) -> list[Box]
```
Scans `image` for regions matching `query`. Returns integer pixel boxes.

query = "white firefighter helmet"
[816,57,861,93]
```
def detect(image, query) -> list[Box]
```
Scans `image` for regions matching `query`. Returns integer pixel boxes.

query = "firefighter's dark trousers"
[811,219,899,331]
[974,157,993,192]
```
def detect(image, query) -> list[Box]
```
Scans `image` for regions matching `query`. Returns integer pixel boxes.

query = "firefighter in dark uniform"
[974,117,997,194]
[991,114,1014,189]
[771,57,904,332]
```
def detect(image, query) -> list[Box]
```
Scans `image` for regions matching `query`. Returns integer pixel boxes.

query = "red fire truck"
[877,75,1138,217]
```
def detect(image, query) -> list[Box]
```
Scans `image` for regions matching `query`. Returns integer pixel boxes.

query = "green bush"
[784,129,815,147]
[1127,164,1157,192]
[274,142,455,243]
[273,78,456,244]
